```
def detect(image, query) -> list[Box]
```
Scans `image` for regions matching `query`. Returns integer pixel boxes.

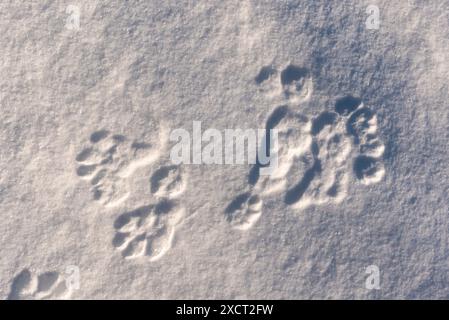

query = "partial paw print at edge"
[8,269,73,300]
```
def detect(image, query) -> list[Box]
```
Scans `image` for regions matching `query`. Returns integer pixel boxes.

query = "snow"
[0,0,448,299]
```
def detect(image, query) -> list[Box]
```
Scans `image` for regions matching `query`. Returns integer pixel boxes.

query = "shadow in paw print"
[255,66,276,84]
[132,141,152,150]
[311,111,338,136]
[76,164,96,177]
[248,105,290,187]
[248,164,260,186]
[90,130,110,143]
[280,65,309,86]
[76,148,93,162]
[150,165,178,193]
[335,96,362,116]
[113,206,152,230]
[225,192,251,213]
[346,107,375,142]
[353,155,378,180]
[37,272,59,292]
[264,105,289,159]
[225,193,251,217]
[285,160,322,205]
[154,199,176,215]
[266,105,289,131]
[8,269,32,300]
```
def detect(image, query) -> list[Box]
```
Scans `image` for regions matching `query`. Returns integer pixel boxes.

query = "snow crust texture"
[0,0,448,299]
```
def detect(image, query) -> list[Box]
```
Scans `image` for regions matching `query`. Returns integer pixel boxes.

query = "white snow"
[0,0,448,299]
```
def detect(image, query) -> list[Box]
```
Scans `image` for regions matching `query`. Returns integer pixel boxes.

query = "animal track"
[225,193,262,231]
[227,66,386,230]
[8,269,72,300]
[287,110,352,209]
[353,155,385,185]
[284,97,385,209]
[76,130,160,207]
[150,165,186,198]
[113,200,185,260]
[225,104,313,230]
[280,65,313,103]
[113,165,187,261]
[255,66,276,85]
[255,64,313,103]
[337,96,386,185]
[255,106,313,196]
[226,64,314,230]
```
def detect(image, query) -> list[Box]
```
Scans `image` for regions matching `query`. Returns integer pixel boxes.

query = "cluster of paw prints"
[226,65,385,230]
[7,131,188,299]
[75,130,188,261]
[7,64,386,299]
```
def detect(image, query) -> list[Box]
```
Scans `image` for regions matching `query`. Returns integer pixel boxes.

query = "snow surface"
[0,0,448,299]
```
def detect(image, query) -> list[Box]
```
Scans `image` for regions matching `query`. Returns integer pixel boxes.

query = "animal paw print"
[336,96,386,185]
[113,165,187,261]
[76,130,160,208]
[8,269,72,300]
[285,97,385,208]
[286,110,352,209]
[225,193,262,231]
[224,65,314,230]
[112,200,184,260]
[280,65,313,103]
[255,64,313,103]
[225,105,313,230]
[256,106,313,196]
[227,65,386,229]
[150,165,186,199]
